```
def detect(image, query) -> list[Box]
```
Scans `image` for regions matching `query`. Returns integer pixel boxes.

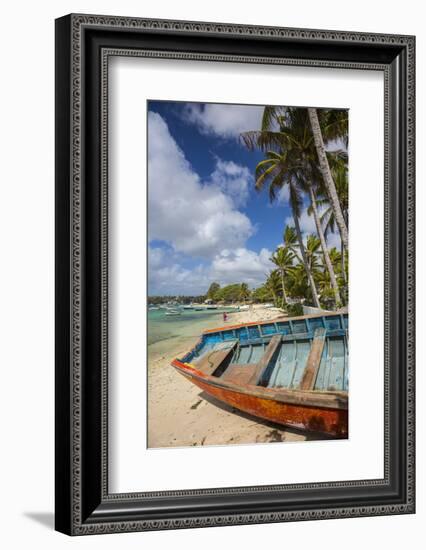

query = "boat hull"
[173,360,348,438]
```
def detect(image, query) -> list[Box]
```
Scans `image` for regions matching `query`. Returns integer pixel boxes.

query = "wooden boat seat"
[193,341,237,376]
[221,336,282,385]
[221,363,258,385]
[299,327,326,389]
[248,335,282,385]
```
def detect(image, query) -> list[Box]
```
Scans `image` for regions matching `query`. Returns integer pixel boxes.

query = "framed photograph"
[55,14,415,535]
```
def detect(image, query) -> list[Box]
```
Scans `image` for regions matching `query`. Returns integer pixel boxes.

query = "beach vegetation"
[270,245,294,309]
[238,283,251,304]
[206,282,221,301]
[211,283,250,304]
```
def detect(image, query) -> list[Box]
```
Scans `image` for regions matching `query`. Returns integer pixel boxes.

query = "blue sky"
[147,101,339,296]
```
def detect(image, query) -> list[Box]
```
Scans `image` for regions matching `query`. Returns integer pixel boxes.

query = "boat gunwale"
[171,358,348,411]
[202,311,347,334]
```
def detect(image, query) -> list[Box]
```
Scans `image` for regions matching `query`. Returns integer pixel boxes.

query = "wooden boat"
[172,312,348,437]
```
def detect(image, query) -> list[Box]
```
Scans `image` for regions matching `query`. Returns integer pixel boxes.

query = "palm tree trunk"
[340,241,347,284]
[307,107,349,250]
[341,240,348,304]
[271,288,278,307]
[308,186,341,308]
[280,270,288,308]
[291,205,321,308]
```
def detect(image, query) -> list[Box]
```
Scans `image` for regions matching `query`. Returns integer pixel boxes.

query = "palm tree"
[304,234,337,309]
[315,270,334,308]
[328,247,343,276]
[304,234,322,275]
[238,283,251,304]
[307,107,348,249]
[283,225,300,258]
[287,264,309,301]
[317,154,349,292]
[270,246,294,308]
[242,107,342,308]
[250,149,321,308]
[306,182,342,307]
[264,270,282,307]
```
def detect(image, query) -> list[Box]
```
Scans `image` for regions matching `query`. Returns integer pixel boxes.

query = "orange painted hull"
[173,360,348,438]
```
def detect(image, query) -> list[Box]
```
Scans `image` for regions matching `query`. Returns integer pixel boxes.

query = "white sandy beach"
[147,305,323,448]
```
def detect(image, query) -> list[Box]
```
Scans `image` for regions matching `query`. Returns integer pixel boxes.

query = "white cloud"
[211,248,273,287]
[148,112,253,259]
[326,137,347,152]
[149,264,207,295]
[148,111,278,295]
[276,185,290,205]
[285,207,319,236]
[148,245,274,295]
[209,159,252,207]
[182,103,263,139]
[325,231,342,250]
[148,246,165,269]
[148,245,204,293]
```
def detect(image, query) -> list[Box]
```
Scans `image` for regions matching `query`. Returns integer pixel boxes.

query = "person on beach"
[223,312,228,322]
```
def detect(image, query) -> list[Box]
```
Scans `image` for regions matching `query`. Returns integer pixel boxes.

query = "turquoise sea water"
[147,307,239,362]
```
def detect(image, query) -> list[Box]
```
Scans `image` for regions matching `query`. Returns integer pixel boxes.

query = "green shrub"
[285,303,303,317]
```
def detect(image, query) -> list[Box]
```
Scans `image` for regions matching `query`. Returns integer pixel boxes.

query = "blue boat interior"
[180,314,348,392]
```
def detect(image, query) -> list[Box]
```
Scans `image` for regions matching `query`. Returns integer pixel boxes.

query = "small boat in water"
[172,312,348,437]
[165,309,181,316]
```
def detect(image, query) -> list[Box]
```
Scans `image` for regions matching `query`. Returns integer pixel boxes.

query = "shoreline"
[147,305,326,448]
[148,305,286,362]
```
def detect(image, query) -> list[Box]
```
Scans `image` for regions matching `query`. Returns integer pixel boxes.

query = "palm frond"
[268,170,287,202]
[266,150,282,160]
[240,130,291,153]
[255,163,280,193]
[254,158,275,180]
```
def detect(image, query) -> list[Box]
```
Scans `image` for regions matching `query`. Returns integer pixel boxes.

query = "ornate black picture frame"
[55,14,415,535]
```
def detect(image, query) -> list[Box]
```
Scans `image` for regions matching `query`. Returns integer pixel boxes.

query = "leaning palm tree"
[307,107,348,249]
[270,246,294,308]
[276,109,343,307]
[242,107,342,308]
[305,179,342,307]
[250,149,321,308]
[316,153,348,287]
